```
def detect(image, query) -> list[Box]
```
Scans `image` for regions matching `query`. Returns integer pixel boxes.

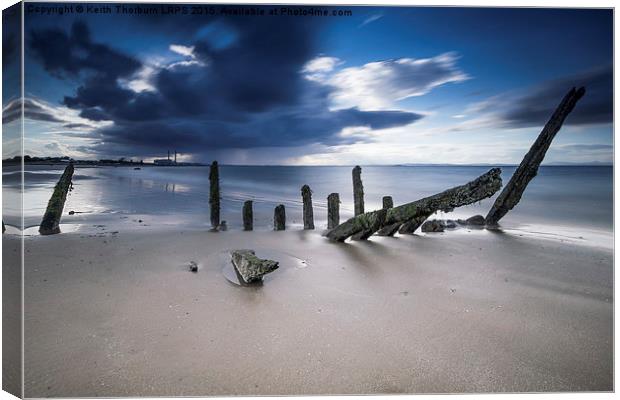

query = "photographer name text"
[27,4,353,17]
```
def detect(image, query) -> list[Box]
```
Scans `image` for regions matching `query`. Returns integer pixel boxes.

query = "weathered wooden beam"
[485,87,586,226]
[274,204,286,231]
[242,200,253,231]
[209,161,220,230]
[39,163,75,235]
[376,196,398,236]
[301,185,314,230]
[398,212,432,235]
[327,193,340,229]
[352,166,364,216]
[326,168,502,242]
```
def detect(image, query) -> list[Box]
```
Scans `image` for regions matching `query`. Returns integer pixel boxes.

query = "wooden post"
[382,196,393,209]
[352,166,364,216]
[301,185,314,230]
[485,87,586,226]
[242,200,253,231]
[274,204,286,231]
[327,193,340,230]
[39,163,75,235]
[209,161,220,230]
[376,196,398,236]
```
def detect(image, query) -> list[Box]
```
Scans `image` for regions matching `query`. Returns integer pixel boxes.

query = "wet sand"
[14,227,613,396]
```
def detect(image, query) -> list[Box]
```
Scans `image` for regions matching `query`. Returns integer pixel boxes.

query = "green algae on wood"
[39,163,75,235]
[231,249,279,284]
[327,193,340,230]
[485,87,586,227]
[326,168,502,242]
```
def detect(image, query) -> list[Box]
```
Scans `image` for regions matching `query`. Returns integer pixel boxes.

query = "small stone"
[68,211,75,215]
[189,261,198,273]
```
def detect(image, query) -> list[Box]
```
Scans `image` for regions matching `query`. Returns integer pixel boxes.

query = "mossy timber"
[301,185,314,230]
[243,200,253,231]
[39,163,74,235]
[485,87,586,227]
[326,168,503,242]
[327,193,340,230]
[209,161,220,230]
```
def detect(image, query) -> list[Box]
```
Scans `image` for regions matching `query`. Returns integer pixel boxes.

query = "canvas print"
[1,2,614,397]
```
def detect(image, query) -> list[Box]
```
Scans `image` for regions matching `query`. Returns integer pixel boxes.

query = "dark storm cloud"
[29,21,141,79]
[28,17,423,158]
[502,65,612,128]
[63,122,94,129]
[2,4,20,68]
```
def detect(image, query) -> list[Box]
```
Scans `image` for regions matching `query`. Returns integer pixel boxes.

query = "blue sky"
[3,4,613,164]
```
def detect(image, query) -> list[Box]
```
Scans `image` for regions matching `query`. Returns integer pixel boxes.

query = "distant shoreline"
[2,161,613,168]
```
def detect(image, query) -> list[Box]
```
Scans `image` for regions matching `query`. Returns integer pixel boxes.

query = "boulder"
[457,215,486,226]
[445,219,457,228]
[466,215,486,225]
[421,220,445,233]
[231,250,279,284]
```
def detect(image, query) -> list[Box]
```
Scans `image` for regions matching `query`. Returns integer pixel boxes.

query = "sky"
[2,4,614,165]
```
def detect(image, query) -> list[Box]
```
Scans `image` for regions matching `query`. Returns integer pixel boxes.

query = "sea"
[2,164,614,244]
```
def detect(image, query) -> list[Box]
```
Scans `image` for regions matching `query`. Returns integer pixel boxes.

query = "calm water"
[2,165,613,235]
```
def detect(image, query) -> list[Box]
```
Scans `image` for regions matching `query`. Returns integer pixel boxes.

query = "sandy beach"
[14,226,612,397]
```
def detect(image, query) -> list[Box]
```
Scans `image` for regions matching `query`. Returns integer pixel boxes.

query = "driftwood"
[242,200,253,231]
[301,185,314,230]
[209,161,220,229]
[376,196,399,236]
[352,166,364,216]
[327,193,340,229]
[398,212,432,235]
[485,87,586,226]
[326,168,502,242]
[230,250,279,284]
[39,164,74,235]
[274,204,286,230]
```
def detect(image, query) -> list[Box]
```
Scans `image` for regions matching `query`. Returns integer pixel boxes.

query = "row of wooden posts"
[207,86,586,237]
[30,86,585,237]
[208,160,370,231]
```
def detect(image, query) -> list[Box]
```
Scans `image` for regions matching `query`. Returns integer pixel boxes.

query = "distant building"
[154,159,174,166]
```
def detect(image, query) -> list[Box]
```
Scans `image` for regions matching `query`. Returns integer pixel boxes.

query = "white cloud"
[169,44,196,59]
[307,52,469,110]
[119,47,207,93]
[120,65,157,93]
[359,13,383,27]
[302,56,342,82]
